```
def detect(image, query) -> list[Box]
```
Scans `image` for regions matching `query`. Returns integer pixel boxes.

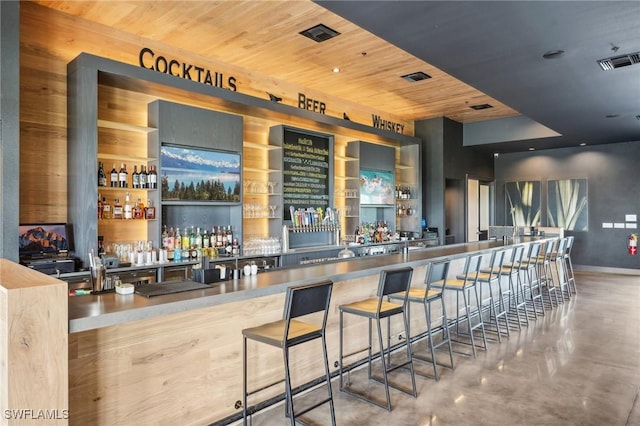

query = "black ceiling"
[319,1,640,153]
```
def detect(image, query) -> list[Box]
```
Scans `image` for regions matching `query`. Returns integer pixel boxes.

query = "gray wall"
[495,140,640,270]
[416,117,494,244]
[0,1,20,261]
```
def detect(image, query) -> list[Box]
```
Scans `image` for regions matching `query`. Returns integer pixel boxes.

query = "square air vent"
[470,103,493,110]
[597,51,640,71]
[401,71,431,82]
[299,24,340,43]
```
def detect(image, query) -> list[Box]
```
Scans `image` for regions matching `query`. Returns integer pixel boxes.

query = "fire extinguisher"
[628,234,638,256]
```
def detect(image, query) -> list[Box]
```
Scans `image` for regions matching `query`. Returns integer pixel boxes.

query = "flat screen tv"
[161,144,241,202]
[360,169,395,206]
[19,223,71,257]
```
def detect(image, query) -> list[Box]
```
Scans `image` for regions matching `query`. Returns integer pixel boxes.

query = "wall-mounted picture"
[547,178,588,231]
[360,169,395,206]
[161,145,241,202]
[505,180,541,227]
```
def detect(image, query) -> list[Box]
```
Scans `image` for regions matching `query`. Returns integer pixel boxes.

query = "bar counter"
[67,238,544,425]
[69,239,512,333]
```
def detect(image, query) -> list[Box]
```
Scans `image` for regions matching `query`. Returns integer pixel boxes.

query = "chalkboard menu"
[282,128,332,220]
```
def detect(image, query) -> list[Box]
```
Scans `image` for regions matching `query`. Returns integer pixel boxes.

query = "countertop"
[68,238,542,333]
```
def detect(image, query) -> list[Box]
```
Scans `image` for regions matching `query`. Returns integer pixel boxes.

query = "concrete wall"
[495,140,640,270]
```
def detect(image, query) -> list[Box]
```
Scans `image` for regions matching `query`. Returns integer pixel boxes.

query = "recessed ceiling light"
[543,50,565,59]
[332,67,340,73]
[529,147,535,151]
[493,153,499,158]
[579,142,587,146]
[299,24,340,43]
[469,104,493,110]
[605,114,619,118]
[401,71,431,82]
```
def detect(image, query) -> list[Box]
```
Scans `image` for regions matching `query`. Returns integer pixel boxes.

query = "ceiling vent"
[469,103,493,110]
[401,71,431,82]
[597,51,640,71]
[299,24,340,43]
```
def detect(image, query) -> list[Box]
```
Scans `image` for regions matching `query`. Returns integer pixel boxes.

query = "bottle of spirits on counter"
[181,228,190,252]
[132,165,140,189]
[148,165,157,189]
[167,227,175,251]
[139,165,148,189]
[202,228,210,249]
[162,225,169,248]
[110,163,118,187]
[112,198,123,219]
[124,192,133,219]
[98,162,107,187]
[195,227,202,249]
[174,228,182,251]
[118,163,128,188]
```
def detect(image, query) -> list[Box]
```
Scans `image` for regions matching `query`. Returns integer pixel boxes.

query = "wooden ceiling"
[35,0,520,125]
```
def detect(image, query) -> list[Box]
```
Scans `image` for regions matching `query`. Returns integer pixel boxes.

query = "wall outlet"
[398,332,406,341]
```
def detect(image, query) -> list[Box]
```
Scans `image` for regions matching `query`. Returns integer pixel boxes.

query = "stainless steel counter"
[68,238,541,333]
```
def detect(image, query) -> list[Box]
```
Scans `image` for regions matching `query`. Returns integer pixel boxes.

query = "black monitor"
[18,223,73,258]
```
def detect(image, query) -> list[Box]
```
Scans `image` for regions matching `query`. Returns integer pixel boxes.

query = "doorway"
[467,177,493,242]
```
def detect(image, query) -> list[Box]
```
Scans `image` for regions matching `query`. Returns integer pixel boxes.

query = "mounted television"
[161,144,241,202]
[360,169,395,206]
[19,223,72,257]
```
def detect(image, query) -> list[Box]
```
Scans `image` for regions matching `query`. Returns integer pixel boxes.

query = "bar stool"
[432,253,487,358]
[552,237,571,301]
[339,267,416,411]
[389,259,455,381]
[539,239,561,308]
[473,248,510,343]
[501,245,530,329]
[519,241,545,317]
[564,235,577,295]
[242,280,335,426]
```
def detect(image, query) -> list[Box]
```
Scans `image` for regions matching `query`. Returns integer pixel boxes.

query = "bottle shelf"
[98,119,157,134]
[335,155,358,161]
[243,167,279,173]
[98,187,157,192]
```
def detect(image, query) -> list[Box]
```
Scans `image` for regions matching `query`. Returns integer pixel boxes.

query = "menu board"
[282,128,332,220]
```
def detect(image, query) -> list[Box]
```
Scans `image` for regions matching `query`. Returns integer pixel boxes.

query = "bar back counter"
[66,238,548,425]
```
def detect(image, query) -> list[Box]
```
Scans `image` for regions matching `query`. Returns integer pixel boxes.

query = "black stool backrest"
[284,280,333,321]
[378,267,413,297]
[425,259,449,290]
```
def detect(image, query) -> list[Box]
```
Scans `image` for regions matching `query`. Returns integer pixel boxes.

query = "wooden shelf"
[335,176,359,180]
[243,141,280,151]
[243,167,279,173]
[98,119,157,134]
[335,155,358,161]
[98,152,157,163]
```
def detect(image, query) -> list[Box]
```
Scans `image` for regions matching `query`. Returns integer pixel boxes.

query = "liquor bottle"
[102,197,111,219]
[98,162,107,187]
[132,165,140,189]
[112,198,123,219]
[167,227,175,251]
[202,228,210,249]
[148,165,157,189]
[181,227,190,251]
[134,198,145,219]
[174,228,182,250]
[110,163,118,187]
[161,225,169,249]
[118,163,128,188]
[124,192,133,219]
[216,225,223,248]
[226,226,233,245]
[189,226,197,250]
[195,227,202,249]
[98,194,104,219]
[144,199,156,219]
[139,165,148,189]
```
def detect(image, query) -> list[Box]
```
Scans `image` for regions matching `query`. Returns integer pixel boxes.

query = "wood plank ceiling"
[36,0,520,125]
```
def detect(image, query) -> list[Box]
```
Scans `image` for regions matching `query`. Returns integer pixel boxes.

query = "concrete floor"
[238,271,640,426]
